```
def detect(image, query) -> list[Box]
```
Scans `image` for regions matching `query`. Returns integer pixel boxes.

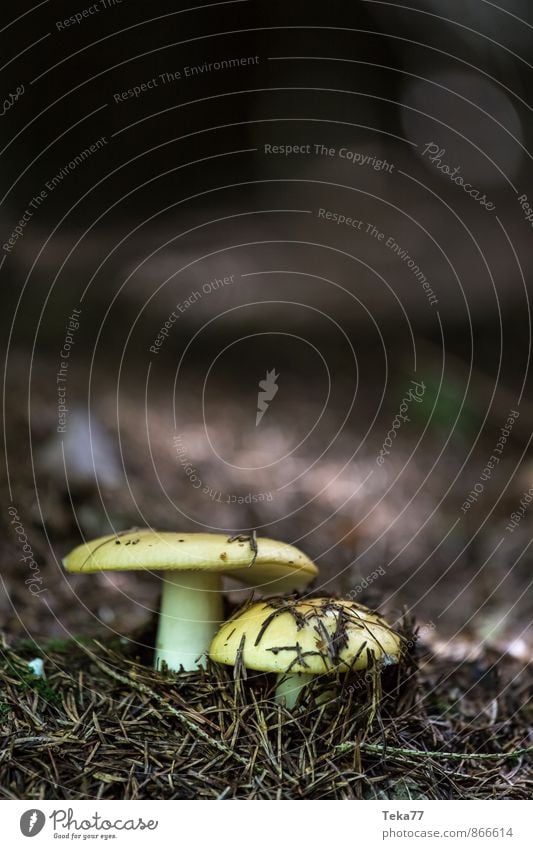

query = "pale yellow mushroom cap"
[63,531,318,593]
[209,597,403,674]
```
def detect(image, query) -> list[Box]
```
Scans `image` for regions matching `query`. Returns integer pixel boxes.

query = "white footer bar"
[2,799,531,848]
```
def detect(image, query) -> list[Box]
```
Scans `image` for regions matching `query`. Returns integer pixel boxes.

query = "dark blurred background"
[2,0,532,661]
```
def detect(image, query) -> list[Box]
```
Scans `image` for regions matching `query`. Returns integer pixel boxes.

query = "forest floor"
[1,625,531,800]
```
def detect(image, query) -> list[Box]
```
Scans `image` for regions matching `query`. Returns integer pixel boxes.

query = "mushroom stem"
[275,672,315,709]
[155,572,223,672]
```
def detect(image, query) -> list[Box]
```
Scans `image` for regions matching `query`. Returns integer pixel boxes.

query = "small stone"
[27,658,44,677]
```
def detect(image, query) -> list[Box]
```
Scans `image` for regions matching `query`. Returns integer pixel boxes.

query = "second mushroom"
[209,597,404,709]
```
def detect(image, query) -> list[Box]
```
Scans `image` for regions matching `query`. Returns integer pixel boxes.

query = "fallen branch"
[336,741,533,761]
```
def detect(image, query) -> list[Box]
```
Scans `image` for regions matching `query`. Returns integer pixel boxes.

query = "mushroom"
[209,597,403,709]
[63,531,318,672]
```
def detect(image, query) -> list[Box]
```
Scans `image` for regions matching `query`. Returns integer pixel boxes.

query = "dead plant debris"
[0,620,530,800]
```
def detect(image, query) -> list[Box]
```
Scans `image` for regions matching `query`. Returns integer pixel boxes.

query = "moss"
[10,636,93,655]
[19,672,62,706]
[2,657,62,706]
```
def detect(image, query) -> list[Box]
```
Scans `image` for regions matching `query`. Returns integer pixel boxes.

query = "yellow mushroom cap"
[209,597,403,674]
[62,531,318,593]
